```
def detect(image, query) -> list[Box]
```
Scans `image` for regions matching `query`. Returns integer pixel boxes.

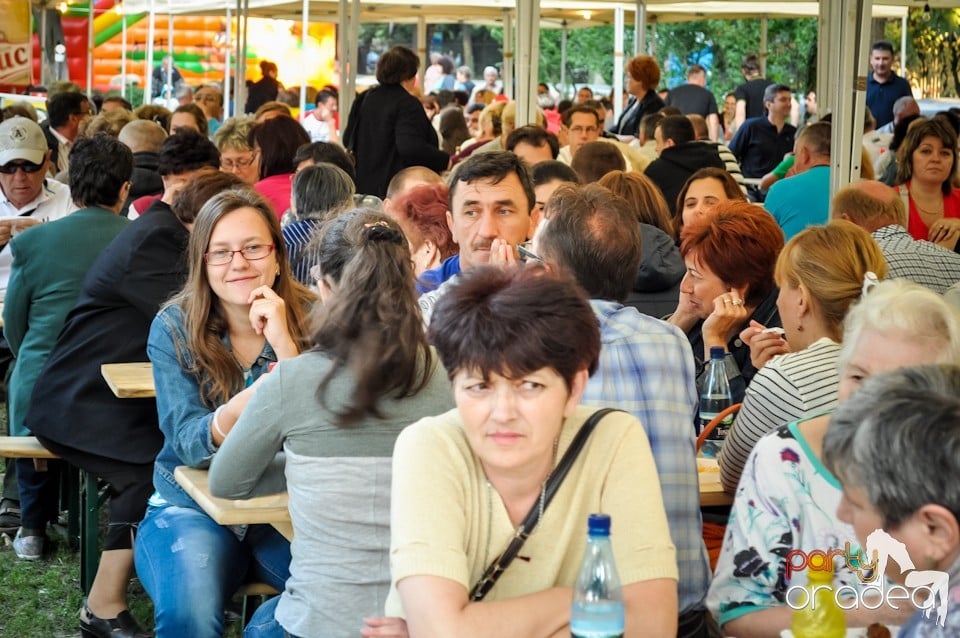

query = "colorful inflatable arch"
[32,2,336,94]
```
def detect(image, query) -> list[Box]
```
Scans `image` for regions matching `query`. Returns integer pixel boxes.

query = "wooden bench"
[0,436,101,594]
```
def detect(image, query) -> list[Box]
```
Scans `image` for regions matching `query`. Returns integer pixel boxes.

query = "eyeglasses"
[0,161,44,174]
[221,154,257,170]
[204,243,275,265]
[518,241,544,264]
[568,126,599,135]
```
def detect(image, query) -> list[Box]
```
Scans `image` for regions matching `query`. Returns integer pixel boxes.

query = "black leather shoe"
[80,603,152,638]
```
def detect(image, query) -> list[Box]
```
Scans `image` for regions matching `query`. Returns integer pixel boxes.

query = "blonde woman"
[719,220,888,491]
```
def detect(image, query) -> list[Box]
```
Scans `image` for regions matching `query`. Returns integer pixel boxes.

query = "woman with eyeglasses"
[214,115,260,185]
[208,209,454,638]
[134,187,314,637]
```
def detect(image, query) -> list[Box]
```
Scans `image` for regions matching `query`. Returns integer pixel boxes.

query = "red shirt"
[254,174,293,220]
[898,182,960,241]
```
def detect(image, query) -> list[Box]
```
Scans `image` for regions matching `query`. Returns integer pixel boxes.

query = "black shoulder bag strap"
[468,407,620,601]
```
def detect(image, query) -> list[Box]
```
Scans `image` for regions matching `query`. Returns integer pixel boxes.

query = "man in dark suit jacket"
[3,134,132,562]
[343,46,449,198]
[40,91,91,177]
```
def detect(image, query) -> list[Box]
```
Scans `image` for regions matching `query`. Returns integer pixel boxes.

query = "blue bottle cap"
[709,346,726,360]
[587,513,611,536]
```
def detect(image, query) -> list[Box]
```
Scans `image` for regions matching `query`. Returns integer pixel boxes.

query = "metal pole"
[560,21,567,97]
[502,9,513,100]
[900,13,908,78]
[121,7,127,100]
[636,0,646,55]
[816,0,830,109]
[760,16,768,78]
[224,4,232,118]
[87,0,94,97]
[515,0,539,126]
[40,5,48,86]
[237,0,249,114]
[417,16,427,90]
[145,1,156,101]
[613,7,624,121]
[299,0,310,119]
[167,1,174,98]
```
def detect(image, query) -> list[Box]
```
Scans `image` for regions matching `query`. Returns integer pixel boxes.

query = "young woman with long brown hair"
[135,187,313,637]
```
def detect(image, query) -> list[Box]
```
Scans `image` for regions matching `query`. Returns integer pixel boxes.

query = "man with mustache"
[417,152,537,316]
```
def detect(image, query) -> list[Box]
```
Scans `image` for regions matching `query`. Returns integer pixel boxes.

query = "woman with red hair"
[667,201,784,402]
[389,183,459,278]
[609,55,664,140]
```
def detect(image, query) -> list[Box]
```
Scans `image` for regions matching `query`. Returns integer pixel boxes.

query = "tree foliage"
[358,12,960,99]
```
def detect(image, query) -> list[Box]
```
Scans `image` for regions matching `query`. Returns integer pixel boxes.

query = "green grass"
[0,401,243,637]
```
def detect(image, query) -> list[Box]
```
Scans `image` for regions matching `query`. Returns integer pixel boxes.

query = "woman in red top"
[895,116,960,251]
[251,115,310,219]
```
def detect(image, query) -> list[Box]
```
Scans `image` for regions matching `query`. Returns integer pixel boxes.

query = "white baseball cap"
[0,116,48,166]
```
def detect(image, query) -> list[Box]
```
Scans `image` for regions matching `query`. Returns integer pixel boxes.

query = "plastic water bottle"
[699,346,733,458]
[791,566,846,638]
[571,514,625,638]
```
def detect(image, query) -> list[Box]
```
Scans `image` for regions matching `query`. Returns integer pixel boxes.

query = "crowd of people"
[1,39,960,638]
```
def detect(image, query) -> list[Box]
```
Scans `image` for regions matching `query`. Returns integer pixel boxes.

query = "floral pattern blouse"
[707,419,866,627]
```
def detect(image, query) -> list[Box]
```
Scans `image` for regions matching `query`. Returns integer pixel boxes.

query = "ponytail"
[310,209,432,426]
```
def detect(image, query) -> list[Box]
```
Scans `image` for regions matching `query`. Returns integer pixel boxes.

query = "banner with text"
[0,0,32,86]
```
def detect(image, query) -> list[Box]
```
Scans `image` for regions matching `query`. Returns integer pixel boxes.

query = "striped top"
[718,337,841,492]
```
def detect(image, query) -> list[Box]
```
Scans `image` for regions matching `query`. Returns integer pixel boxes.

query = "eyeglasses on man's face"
[204,243,275,265]
[0,161,44,175]
[567,125,599,135]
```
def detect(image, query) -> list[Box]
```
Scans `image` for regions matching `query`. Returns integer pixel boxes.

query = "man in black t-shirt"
[666,64,720,141]
[733,54,773,130]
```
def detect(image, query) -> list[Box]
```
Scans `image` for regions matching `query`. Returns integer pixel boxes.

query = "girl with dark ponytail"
[208,209,454,638]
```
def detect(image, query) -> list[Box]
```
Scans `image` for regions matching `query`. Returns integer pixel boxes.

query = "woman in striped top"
[718,220,888,492]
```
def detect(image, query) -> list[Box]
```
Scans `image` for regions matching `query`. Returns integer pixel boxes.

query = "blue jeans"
[243,596,302,638]
[134,504,291,638]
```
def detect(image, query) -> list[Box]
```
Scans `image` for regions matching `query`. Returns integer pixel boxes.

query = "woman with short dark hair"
[343,46,449,198]
[373,265,679,637]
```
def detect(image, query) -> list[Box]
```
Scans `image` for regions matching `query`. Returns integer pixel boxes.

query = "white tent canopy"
[120,0,913,197]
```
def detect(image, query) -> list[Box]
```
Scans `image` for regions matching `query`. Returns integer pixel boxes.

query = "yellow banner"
[0,0,32,86]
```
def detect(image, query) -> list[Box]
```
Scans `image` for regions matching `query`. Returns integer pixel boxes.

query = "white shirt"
[49,127,72,175]
[301,113,332,143]
[0,178,76,300]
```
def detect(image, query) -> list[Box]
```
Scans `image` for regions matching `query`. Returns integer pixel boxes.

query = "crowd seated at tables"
[3,42,960,638]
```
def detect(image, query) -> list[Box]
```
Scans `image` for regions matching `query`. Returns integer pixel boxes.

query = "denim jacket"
[146,304,277,510]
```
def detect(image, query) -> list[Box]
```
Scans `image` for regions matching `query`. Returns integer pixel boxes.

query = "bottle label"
[571,631,624,638]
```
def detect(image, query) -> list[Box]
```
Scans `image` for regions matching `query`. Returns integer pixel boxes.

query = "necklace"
[480,436,560,570]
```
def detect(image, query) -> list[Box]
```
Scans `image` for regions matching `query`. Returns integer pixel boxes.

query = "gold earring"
[275,265,280,276]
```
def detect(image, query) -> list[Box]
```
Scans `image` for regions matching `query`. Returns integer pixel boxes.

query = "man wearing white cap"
[0,116,76,299]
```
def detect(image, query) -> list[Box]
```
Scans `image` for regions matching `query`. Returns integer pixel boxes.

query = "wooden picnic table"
[697,458,732,507]
[174,456,727,546]
[174,466,293,541]
[101,362,155,399]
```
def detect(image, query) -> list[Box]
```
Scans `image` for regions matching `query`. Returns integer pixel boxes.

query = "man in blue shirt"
[534,182,712,638]
[866,41,913,129]
[729,83,796,183]
[764,121,832,240]
[417,152,535,295]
